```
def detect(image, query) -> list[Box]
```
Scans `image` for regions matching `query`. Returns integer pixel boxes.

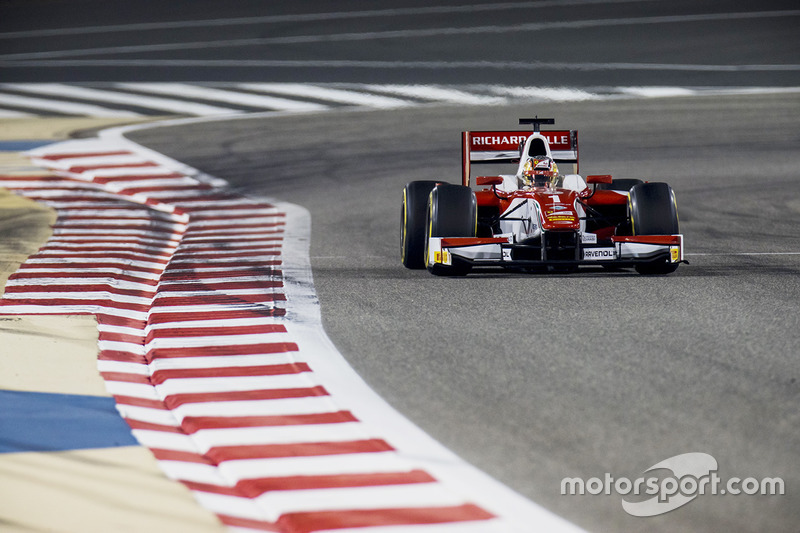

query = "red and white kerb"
[0,136,583,533]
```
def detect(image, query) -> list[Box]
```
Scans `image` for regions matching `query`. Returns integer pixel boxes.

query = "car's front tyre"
[401,180,440,269]
[628,182,680,275]
[425,184,476,276]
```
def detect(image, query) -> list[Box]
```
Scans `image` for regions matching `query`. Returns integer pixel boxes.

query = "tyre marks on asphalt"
[0,138,580,532]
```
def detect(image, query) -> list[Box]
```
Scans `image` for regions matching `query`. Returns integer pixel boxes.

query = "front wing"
[427,235,684,269]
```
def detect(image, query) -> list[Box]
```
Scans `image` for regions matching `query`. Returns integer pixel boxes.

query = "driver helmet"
[522,156,559,187]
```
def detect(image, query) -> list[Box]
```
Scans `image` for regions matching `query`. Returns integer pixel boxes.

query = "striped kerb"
[0,139,498,533]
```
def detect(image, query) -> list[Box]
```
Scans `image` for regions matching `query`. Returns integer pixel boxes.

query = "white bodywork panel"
[428,236,684,266]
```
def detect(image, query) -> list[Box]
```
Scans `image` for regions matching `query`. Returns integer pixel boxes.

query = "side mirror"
[586,174,613,185]
[476,176,504,186]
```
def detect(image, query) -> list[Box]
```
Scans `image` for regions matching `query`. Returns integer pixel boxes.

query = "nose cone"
[533,190,580,231]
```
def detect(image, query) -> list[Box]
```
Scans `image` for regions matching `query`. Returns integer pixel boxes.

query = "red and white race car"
[401,117,685,275]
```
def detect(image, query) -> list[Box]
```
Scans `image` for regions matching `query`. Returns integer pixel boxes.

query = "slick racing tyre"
[628,182,680,275]
[596,178,644,192]
[401,180,440,269]
[424,184,476,276]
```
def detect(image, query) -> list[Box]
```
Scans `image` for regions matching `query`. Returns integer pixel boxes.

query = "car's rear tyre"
[425,184,476,276]
[628,182,680,275]
[401,180,440,269]
[597,178,644,192]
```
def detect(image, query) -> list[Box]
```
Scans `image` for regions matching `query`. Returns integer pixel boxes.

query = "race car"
[401,117,685,275]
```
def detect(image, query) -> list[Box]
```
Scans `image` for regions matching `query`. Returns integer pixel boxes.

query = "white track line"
[0,91,141,117]
[115,83,328,112]
[0,1,652,38]
[364,84,505,105]
[239,83,412,109]
[3,10,798,60]
[1,83,243,117]
[490,85,602,101]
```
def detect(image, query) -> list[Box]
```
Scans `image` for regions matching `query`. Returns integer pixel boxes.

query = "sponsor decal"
[469,131,573,151]
[561,452,784,518]
[546,215,577,223]
[581,233,598,244]
[434,250,451,265]
[671,246,680,262]
[471,135,529,147]
[583,248,617,260]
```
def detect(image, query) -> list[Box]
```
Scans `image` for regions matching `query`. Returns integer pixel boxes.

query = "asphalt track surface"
[4,0,800,531]
[2,0,799,86]
[128,92,800,533]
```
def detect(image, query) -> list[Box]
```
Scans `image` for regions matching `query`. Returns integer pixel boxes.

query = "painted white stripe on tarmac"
[158,461,227,485]
[154,375,318,396]
[154,289,283,298]
[43,210,174,220]
[202,483,468,522]
[184,216,283,227]
[25,256,168,268]
[98,324,147,336]
[239,83,412,109]
[131,430,201,452]
[170,251,281,259]
[5,10,797,61]
[146,318,284,330]
[11,267,161,280]
[0,91,141,117]
[115,405,183,425]
[104,382,161,399]
[98,340,147,353]
[98,360,150,375]
[178,227,283,237]
[178,238,281,247]
[116,83,329,112]
[163,450,420,485]
[366,84,505,105]
[45,244,177,254]
[5,277,157,290]
[8,59,800,72]
[220,452,418,480]
[147,304,283,315]
[136,421,371,453]
[0,305,148,319]
[99,354,297,374]
[2,291,153,305]
[116,397,342,425]
[148,354,299,372]
[50,237,180,246]
[0,2,638,38]
[490,85,602,101]
[145,333,295,350]
[44,202,164,209]
[3,82,244,116]
[49,228,180,236]
[174,397,341,418]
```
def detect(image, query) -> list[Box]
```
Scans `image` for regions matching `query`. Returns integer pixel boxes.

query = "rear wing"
[461,129,578,186]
